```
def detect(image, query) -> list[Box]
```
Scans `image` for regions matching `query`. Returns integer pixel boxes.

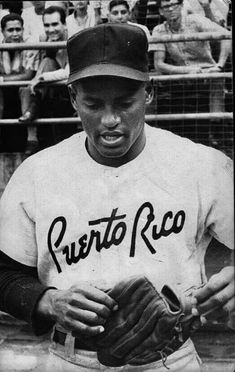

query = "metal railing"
[0,31,233,126]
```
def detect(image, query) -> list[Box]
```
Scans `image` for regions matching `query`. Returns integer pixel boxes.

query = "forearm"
[40,66,69,82]
[202,4,217,23]
[217,39,232,67]
[0,251,55,335]
[154,62,196,75]
[2,70,35,82]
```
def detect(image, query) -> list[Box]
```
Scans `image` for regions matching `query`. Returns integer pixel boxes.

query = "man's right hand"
[36,283,118,337]
[187,66,203,74]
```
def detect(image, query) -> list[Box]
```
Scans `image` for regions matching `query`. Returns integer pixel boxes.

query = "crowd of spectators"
[0,0,232,155]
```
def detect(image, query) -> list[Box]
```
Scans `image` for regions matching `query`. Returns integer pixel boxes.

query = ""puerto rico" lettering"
[47,202,186,273]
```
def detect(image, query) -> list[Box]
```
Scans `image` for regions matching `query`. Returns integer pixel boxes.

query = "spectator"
[21,1,46,40]
[19,6,76,155]
[183,0,229,27]
[152,0,231,138]
[108,0,151,39]
[45,1,70,16]
[183,0,230,61]
[66,1,101,38]
[0,13,39,152]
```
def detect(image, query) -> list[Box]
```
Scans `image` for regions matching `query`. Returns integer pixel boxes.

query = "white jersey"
[0,125,233,294]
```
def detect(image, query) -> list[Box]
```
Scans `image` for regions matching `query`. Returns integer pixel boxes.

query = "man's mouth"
[100,133,124,146]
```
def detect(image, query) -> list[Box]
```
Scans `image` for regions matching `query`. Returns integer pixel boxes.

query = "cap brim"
[67,63,149,85]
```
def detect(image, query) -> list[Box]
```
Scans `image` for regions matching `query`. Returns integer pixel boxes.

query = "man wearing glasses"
[152,0,231,145]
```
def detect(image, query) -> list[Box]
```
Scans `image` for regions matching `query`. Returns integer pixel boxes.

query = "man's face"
[2,20,23,43]
[71,76,146,167]
[108,4,130,23]
[43,12,65,41]
[159,1,182,21]
[72,1,89,11]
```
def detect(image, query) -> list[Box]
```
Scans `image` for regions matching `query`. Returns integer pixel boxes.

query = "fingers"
[70,285,118,318]
[51,284,118,337]
[67,307,106,326]
[196,296,235,323]
[192,267,235,324]
[194,267,234,304]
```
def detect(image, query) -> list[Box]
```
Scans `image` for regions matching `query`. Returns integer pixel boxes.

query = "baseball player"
[0,23,234,371]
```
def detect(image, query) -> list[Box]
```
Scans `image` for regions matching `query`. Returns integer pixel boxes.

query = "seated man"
[19,5,76,155]
[0,12,39,152]
[152,0,231,145]
[107,0,150,39]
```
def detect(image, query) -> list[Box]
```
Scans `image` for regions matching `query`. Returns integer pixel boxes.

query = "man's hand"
[203,65,223,73]
[30,75,44,94]
[36,283,118,337]
[193,266,235,328]
[187,66,203,74]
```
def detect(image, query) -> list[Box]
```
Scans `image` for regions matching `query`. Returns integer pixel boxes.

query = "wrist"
[36,287,58,320]
[216,64,223,71]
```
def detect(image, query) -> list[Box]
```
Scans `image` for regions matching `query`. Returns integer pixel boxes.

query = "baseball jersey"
[0,125,233,295]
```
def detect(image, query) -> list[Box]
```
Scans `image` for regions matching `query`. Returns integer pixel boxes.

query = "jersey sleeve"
[0,159,37,266]
[202,149,233,249]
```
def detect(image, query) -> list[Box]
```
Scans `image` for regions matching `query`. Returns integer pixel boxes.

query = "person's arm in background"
[29,63,69,94]
[198,0,223,25]
[205,37,231,72]
[198,17,231,72]
[154,49,203,75]
[1,69,35,82]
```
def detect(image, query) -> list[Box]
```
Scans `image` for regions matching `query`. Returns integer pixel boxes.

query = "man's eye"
[85,103,99,109]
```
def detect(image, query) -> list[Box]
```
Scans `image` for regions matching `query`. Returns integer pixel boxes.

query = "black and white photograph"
[0,1,233,371]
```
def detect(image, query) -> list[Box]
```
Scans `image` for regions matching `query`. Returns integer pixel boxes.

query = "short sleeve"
[152,25,166,52]
[203,150,233,249]
[0,159,37,266]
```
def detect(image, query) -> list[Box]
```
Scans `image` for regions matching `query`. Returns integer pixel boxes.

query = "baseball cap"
[67,23,149,84]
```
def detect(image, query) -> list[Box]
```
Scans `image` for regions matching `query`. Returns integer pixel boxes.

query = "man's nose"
[101,109,121,127]
[48,25,55,32]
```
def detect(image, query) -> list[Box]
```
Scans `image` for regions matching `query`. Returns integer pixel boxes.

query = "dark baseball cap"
[67,23,149,84]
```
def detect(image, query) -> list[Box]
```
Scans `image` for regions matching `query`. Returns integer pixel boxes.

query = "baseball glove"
[82,276,200,367]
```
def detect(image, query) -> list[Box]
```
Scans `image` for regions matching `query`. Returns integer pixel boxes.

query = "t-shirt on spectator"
[66,1,100,39]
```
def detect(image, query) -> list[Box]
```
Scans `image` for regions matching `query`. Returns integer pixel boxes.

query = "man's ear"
[68,84,78,112]
[145,79,154,105]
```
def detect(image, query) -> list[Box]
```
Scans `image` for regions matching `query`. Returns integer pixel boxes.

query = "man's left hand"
[193,266,235,328]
